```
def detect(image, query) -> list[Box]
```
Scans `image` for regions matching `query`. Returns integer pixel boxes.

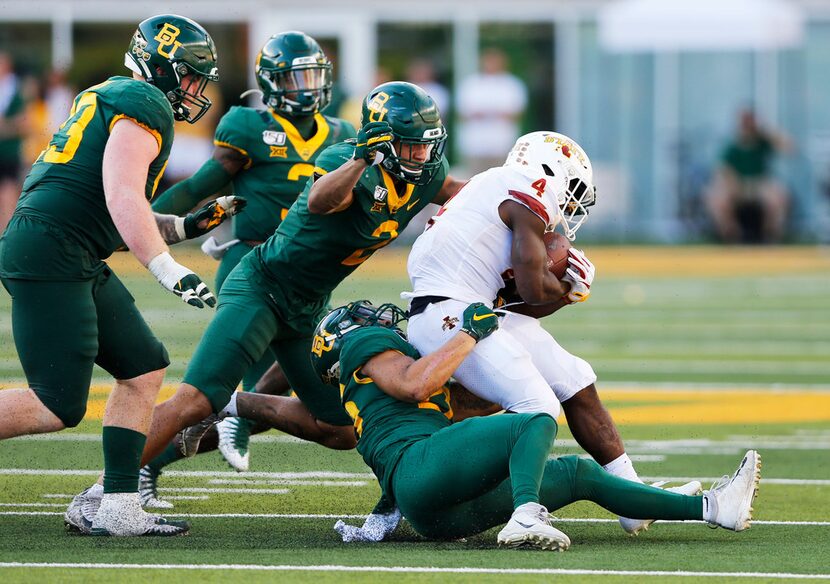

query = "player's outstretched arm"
[499,200,570,305]
[104,119,215,309]
[151,146,245,215]
[362,303,498,403]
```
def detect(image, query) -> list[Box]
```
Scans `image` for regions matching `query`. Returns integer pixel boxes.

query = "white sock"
[602,453,643,483]
[219,392,239,418]
[88,483,104,497]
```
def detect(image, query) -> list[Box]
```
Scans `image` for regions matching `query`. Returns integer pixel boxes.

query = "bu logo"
[367,92,390,122]
[155,23,183,58]
[441,316,459,331]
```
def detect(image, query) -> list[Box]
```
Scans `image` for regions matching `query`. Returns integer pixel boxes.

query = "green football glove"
[460,302,499,342]
[178,195,247,240]
[354,121,394,166]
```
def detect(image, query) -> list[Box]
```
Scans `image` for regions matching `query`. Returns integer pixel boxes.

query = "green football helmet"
[310,300,408,387]
[361,81,447,186]
[125,14,219,123]
[255,31,332,115]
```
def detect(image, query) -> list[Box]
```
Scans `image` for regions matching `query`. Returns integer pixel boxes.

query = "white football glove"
[562,248,595,303]
[148,252,216,309]
[333,506,402,543]
[200,236,241,260]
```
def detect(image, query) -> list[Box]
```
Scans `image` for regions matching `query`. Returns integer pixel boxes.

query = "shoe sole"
[498,533,570,551]
[733,450,762,531]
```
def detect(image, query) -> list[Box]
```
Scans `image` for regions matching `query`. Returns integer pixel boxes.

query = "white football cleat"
[139,465,173,510]
[64,485,102,535]
[178,414,220,458]
[217,417,250,472]
[703,450,761,532]
[497,502,571,551]
[91,492,189,537]
[620,480,704,535]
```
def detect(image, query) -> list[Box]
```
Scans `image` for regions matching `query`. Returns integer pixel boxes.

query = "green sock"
[146,442,185,472]
[570,457,703,520]
[102,426,146,494]
[509,414,558,508]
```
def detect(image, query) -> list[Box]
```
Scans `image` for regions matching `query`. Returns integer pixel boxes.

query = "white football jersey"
[406,166,562,305]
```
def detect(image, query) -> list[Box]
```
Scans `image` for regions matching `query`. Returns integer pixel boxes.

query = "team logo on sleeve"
[262,131,287,145]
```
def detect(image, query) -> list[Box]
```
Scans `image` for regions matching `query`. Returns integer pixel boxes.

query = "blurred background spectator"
[705,109,793,244]
[0,51,25,233]
[405,58,450,122]
[455,47,527,176]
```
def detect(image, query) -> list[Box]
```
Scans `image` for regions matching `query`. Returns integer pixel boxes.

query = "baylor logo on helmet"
[367,92,390,122]
[155,23,183,58]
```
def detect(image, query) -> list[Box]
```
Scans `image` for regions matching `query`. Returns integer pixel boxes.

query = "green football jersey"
[338,326,453,497]
[15,76,173,265]
[214,107,355,242]
[251,141,449,328]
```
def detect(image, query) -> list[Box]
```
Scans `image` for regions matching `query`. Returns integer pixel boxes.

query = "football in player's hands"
[544,231,572,280]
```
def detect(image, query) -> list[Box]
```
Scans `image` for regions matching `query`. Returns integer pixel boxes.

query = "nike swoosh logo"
[472,313,494,321]
[406,199,421,211]
[516,521,535,529]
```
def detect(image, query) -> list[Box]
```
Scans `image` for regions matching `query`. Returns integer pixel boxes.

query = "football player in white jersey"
[404,131,699,535]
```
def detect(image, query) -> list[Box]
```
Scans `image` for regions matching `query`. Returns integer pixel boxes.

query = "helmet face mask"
[361,82,447,186]
[504,131,596,240]
[125,15,218,123]
[256,32,332,116]
[310,300,408,387]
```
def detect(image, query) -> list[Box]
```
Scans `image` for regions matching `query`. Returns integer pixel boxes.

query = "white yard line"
[0,562,826,579]
[0,511,827,526]
[208,479,369,487]
[2,468,828,485]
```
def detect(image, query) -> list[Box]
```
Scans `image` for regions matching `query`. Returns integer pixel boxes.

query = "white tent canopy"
[598,0,804,52]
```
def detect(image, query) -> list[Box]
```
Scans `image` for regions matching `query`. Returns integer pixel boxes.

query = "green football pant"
[393,414,703,540]
[1,270,169,427]
[183,263,351,426]
[214,241,275,393]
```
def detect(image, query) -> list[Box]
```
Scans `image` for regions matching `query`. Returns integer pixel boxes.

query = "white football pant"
[407,299,597,418]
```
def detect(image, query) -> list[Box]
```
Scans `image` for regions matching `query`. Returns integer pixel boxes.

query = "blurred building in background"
[2,0,829,243]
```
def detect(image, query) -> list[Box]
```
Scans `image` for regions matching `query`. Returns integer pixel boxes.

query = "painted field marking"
[6,434,830,453]
[208,479,369,487]
[2,468,828,485]
[0,511,827,527]
[0,562,827,579]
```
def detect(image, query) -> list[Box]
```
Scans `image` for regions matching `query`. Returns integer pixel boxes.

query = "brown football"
[544,231,572,280]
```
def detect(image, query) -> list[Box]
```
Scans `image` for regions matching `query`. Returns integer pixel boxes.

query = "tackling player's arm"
[499,200,570,305]
[362,304,498,403]
[151,145,246,215]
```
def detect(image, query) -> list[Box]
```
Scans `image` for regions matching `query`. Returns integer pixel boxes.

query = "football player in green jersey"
[144,32,356,483]
[0,14,241,537]
[312,300,761,549]
[65,81,467,532]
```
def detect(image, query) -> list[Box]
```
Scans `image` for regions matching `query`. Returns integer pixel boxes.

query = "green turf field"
[1,245,828,582]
